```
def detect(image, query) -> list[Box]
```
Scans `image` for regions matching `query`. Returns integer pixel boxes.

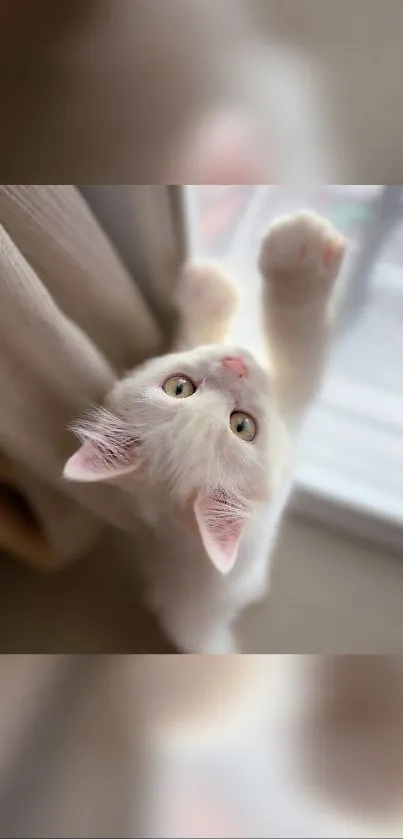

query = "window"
[184,186,403,550]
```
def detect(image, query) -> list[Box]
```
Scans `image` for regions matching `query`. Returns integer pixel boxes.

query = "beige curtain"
[131,186,188,328]
[0,185,166,570]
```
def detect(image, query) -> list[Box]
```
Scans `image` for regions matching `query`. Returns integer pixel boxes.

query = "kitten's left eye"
[230,411,256,442]
[163,375,196,399]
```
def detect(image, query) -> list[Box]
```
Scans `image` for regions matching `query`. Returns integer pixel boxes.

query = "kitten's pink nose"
[221,356,247,377]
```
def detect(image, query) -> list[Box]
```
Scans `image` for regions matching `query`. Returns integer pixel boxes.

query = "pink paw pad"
[323,238,344,268]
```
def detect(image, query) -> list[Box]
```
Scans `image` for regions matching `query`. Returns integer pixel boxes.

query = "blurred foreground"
[1,655,403,837]
[2,1,403,181]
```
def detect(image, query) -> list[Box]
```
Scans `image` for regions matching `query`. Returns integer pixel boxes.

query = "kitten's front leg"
[259,212,345,422]
[158,607,238,654]
[177,624,238,655]
[196,625,238,655]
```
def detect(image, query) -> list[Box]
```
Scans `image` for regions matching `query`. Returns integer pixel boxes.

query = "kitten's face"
[64,345,288,572]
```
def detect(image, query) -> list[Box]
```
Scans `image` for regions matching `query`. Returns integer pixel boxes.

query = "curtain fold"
[0,185,164,569]
[130,185,188,334]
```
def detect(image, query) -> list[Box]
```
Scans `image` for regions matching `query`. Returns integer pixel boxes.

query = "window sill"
[293,374,403,553]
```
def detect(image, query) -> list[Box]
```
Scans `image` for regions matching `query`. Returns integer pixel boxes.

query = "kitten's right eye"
[163,375,196,399]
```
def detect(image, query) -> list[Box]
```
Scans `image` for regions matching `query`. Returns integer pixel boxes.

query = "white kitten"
[64,212,345,653]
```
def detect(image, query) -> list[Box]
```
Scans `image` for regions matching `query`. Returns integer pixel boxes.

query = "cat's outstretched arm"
[173,260,239,350]
[259,212,345,424]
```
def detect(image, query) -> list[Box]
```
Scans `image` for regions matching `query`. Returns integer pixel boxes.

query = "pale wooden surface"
[238,515,403,653]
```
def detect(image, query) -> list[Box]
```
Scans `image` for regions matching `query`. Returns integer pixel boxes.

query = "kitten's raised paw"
[175,260,239,345]
[259,211,345,304]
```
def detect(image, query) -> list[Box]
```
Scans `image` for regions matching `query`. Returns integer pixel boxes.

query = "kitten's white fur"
[64,212,345,653]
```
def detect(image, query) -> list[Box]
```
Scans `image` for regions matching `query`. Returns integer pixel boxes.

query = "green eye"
[230,411,256,442]
[163,375,196,399]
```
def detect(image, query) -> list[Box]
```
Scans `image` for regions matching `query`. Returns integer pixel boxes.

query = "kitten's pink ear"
[63,410,142,483]
[194,489,248,574]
